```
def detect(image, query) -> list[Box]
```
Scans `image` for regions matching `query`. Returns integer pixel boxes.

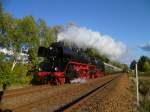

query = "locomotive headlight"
[54,67,58,71]
[49,47,53,50]
[39,67,41,71]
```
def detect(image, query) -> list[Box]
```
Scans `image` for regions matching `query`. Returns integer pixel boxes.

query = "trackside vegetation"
[130,56,150,111]
[130,56,150,76]
[139,79,150,112]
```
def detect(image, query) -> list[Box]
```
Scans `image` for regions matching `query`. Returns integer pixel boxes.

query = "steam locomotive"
[31,42,105,85]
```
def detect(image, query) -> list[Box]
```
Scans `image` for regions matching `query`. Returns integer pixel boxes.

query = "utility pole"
[135,63,139,106]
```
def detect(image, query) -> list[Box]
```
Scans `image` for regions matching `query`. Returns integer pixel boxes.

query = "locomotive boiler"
[31,42,105,85]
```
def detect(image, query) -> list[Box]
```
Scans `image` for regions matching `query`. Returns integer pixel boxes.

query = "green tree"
[18,16,39,65]
[0,53,5,61]
[85,48,110,63]
[19,16,39,48]
[0,62,12,90]
[37,19,56,47]
[130,60,136,70]
[138,56,150,72]
[143,61,150,72]
[0,12,21,70]
[50,25,63,42]
[0,13,14,48]
[28,48,39,65]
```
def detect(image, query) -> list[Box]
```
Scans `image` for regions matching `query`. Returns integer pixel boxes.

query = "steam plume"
[57,25,127,60]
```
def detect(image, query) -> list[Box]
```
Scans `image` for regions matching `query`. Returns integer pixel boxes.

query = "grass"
[128,72,150,112]
[139,71,150,77]
[138,78,150,112]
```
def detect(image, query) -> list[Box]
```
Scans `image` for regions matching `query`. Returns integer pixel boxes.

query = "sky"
[1,0,150,64]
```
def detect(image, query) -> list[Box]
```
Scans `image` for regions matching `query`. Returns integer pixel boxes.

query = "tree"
[19,16,39,48]
[37,19,56,47]
[0,53,5,61]
[143,61,150,72]
[84,48,110,63]
[28,48,38,65]
[138,56,150,72]
[18,16,39,65]
[0,13,15,48]
[0,62,12,90]
[0,12,20,70]
[130,60,136,70]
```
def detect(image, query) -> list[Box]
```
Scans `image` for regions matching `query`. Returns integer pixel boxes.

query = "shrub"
[139,81,150,100]
[139,80,150,112]
[0,62,32,89]
[12,64,31,85]
[139,99,150,112]
[0,62,13,89]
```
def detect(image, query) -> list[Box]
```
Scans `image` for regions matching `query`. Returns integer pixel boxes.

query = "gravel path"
[67,74,134,112]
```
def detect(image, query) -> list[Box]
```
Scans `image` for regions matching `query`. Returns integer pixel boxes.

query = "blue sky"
[2,0,150,64]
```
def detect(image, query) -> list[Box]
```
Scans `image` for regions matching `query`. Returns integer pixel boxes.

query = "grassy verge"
[129,72,150,112]
[138,78,150,112]
[139,71,150,77]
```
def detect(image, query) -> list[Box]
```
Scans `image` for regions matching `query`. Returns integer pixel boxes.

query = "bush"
[139,99,150,112]
[139,80,150,112]
[0,62,13,88]
[139,81,150,99]
[12,64,31,85]
[0,62,31,89]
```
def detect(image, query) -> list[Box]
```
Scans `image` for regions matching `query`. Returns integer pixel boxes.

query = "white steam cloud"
[70,78,86,84]
[57,25,127,60]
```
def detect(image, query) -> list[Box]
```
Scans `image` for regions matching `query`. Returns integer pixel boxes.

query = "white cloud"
[57,25,128,60]
[140,41,150,51]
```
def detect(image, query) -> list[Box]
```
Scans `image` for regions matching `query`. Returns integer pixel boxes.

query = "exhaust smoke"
[70,78,86,84]
[57,25,127,60]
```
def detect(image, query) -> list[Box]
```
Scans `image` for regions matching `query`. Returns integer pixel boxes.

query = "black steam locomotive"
[32,42,105,85]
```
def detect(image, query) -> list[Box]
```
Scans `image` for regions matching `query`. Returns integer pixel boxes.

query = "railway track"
[1,74,121,112]
[55,75,120,112]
